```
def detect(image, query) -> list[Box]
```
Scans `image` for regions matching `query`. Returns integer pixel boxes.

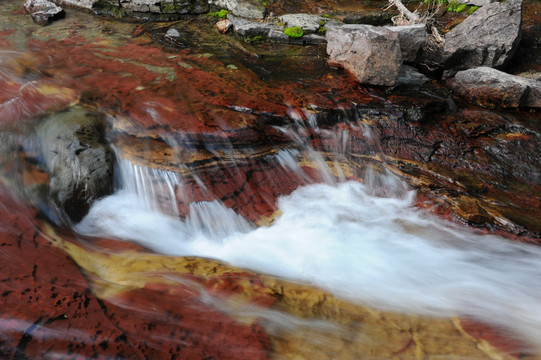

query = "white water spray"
[78,159,541,349]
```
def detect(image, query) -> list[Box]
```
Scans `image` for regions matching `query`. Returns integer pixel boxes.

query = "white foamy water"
[77,170,541,348]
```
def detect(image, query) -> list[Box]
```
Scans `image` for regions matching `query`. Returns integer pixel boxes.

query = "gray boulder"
[24,0,64,25]
[442,0,522,78]
[385,24,426,63]
[228,15,277,37]
[209,0,265,19]
[53,0,95,10]
[37,107,114,223]
[326,25,403,86]
[448,67,541,108]
[278,14,324,34]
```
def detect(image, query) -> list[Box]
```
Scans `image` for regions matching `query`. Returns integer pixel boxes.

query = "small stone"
[216,19,233,34]
[166,28,181,38]
[24,0,64,26]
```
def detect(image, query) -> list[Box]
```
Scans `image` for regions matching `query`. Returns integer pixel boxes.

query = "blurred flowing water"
[1,0,541,358]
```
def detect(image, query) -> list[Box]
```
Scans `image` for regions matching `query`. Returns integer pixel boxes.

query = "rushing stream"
[1,0,541,358]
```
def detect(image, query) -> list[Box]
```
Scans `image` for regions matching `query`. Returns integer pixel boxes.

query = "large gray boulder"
[228,15,277,37]
[326,25,403,86]
[442,0,522,78]
[448,67,541,108]
[37,107,114,223]
[209,0,265,19]
[52,0,94,10]
[385,24,426,63]
[278,14,325,34]
[24,0,64,25]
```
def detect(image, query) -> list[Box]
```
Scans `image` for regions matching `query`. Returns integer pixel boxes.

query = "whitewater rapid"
[77,165,541,349]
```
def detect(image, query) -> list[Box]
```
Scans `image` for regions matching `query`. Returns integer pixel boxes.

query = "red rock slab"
[0,187,271,359]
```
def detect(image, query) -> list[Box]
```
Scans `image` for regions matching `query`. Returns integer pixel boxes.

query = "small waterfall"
[116,157,182,217]
[76,109,541,350]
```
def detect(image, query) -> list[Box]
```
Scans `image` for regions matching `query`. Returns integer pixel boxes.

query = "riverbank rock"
[24,0,64,25]
[442,0,523,78]
[326,25,402,86]
[37,107,114,223]
[278,14,324,34]
[448,67,541,108]
[385,24,425,63]
[209,0,265,19]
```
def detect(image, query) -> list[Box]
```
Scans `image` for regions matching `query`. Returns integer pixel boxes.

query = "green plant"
[283,26,303,38]
[468,5,479,13]
[209,9,230,18]
[319,20,326,26]
[322,13,330,18]
[161,1,185,13]
[317,26,327,34]
[244,35,263,43]
[447,0,467,12]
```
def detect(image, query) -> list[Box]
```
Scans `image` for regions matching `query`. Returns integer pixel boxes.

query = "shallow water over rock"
[1,0,541,358]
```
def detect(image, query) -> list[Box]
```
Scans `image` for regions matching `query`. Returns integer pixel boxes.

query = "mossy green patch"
[317,26,326,34]
[160,1,186,13]
[244,35,263,43]
[284,26,303,38]
[208,9,230,18]
[447,0,467,12]
[468,5,479,13]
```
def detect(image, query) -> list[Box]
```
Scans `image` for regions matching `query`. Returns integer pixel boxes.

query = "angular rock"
[216,18,233,33]
[448,67,541,108]
[210,0,265,19]
[229,15,276,38]
[385,24,426,63]
[37,107,114,223]
[24,0,64,25]
[53,0,95,10]
[326,25,403,86]
[278,14,324,34]
[442,0,523,78]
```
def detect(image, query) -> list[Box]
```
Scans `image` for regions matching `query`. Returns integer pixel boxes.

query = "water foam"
[77,175,541,348]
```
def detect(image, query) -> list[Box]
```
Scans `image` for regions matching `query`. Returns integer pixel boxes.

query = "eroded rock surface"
[37,107,114,223]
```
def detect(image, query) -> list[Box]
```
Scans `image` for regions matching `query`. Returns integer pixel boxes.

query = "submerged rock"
[448,67,541,108]
[37,107,114,223]
[326,25,402,86]
[24,0,64,25]
[442,0,523,78]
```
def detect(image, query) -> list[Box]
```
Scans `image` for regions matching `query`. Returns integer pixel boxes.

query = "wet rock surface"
[449,67,541,108]
[37,107,114,224]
